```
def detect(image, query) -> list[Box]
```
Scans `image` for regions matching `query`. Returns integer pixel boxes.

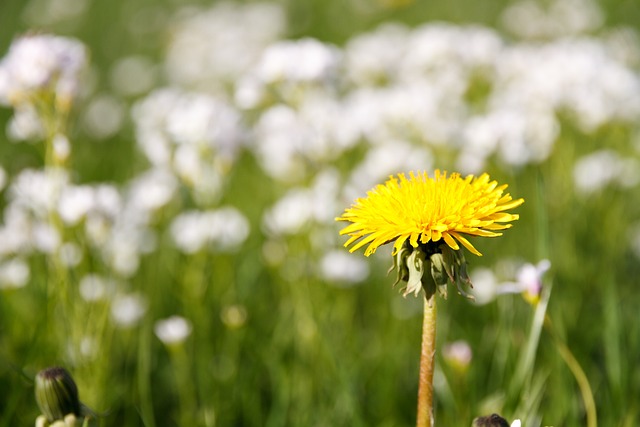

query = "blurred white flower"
[165,2,284,89]
[443,340,473,372]
[263,169,340,235]
[58,183,122,225]
[52,133,70,162]
[492,39,640,134]
[82,94,125,140]
[58,185,95,225]
[10,168,69,218]
[511,420,522,427]
[502,0,602,39]
[133,88,244,192]
[343,85,458,148]
[573,150,640,194]
[0,33,87,108]
[461,107,559,170]
[128,168,177,212]
[79,274,112,302]
[320,250,369,285]
[344,23,409,86]
[251,98,358,183]
[471,260,551,305]
[79,336,97,359]
[58,242,82,267]
[259,38,341,83]
[6,104,44,141]
[0,205,32,257]
[171,207,250,253]
[469,267,500,305]
[0,258,30,289]
[110,55,157,97]
[154,315,192,345]
[400,24,502,81]
[502,259,551,305]
[32,222,60,253]
[263,189,314,236]
[93,184,122,217]
[111,293,147,327]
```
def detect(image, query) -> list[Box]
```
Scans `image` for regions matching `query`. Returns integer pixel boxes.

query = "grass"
[1,0,640,426]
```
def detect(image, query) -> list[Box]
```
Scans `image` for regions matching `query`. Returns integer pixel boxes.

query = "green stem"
[545,316,597,427]
[417,295,437,427]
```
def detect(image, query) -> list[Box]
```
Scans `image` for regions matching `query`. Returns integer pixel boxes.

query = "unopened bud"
[472,413,510,427]
[35,367,81,422]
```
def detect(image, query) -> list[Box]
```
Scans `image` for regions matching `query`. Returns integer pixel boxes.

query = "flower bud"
[472,413,510,427]
[35,367,81,422]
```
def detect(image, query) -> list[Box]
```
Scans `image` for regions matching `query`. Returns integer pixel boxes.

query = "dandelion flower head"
[337,170,523,257]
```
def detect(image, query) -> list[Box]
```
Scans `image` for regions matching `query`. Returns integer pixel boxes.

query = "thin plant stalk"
[417,295,437,427]
[545,315,597,427]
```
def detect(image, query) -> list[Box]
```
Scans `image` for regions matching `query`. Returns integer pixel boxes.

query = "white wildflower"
[501,0,602,39]
[574,150,640,194]
[82,94,125,140]
[110,55,157,97]
[154,315,192,345]
[443,340,473,371]
[165,2,284,88]
[0,258,30,289]
[171,207,249,253]
[320,250,369,285]
[0,34,87,108]
[111,293,147,327]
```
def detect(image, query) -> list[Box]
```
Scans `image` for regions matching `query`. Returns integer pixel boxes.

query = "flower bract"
[337,170,524,257]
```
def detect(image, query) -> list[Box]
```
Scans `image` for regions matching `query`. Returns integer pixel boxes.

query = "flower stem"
[545,315,597,427]
[417,295,437,427]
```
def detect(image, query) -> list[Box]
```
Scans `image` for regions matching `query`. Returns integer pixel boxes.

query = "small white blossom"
[0,258,30,289]
[443,340,473,371]
[320,250,369,285]
[256,38,341,85]
[469,267,500,305]
[133,88,244,190]
[58,242,82,267]
[9,168,69,218]
[110,55,157,97]
[79,274,111,302]
[573,150,640,194]
[128,168,178,213]
[165,2,284,88]
[502,0,602,39]
[0,34,87,108]
[154,315,192,345]
[82,94,125,140]
[111,293,147,327]
[171,207,250,253]
[6,104,44,141]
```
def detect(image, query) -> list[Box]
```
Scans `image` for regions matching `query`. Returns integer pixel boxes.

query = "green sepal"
[429,253,449,299]
[404,247,426,297]
[453,248,475,300]
[388,245,410,288]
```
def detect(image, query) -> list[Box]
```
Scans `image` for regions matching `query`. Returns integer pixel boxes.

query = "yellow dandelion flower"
[337,170,524,257]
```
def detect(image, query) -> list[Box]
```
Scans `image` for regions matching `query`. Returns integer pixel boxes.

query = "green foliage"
[1,1,640,427]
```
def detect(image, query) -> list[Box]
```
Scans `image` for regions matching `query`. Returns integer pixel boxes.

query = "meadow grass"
[1,1,640,426]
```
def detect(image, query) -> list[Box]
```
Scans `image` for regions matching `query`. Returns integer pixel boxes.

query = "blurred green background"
[1,0,640,426]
